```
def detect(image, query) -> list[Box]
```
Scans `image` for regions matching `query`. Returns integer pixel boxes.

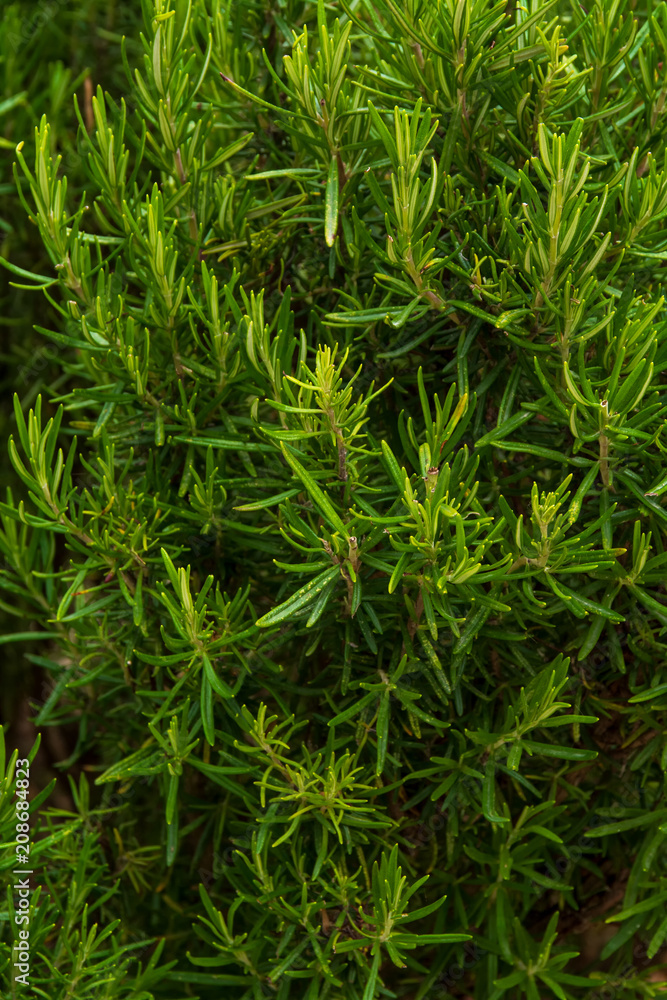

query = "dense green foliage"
[2,0,667,997]
[0,0,143,728]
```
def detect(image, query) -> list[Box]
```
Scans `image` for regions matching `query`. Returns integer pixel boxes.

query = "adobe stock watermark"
[6,0,68,52]
[12,755,35,988]
[17,344,62,387]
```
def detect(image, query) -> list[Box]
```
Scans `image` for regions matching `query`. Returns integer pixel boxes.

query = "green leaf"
[482,761,509,824]
[325,156,339,248]
[234,489,301,511]
[280,443,348,536]
[328,691,377,726]
[628,683,667,703]
[606,891,667,922]
[585,811,667,837]
[522,741,598,760]
[0,255,57,286]
[256,566,341,627]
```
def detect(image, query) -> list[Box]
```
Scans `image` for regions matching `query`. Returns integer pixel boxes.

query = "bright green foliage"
[2,0,667,997]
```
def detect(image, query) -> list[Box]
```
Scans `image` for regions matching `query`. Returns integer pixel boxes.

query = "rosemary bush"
[2,0,667,997]
[0,0,143,724]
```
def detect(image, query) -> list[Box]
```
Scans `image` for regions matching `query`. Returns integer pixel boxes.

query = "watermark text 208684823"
[13,758,33,988]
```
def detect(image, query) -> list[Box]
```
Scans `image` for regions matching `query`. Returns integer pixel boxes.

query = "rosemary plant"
[2,0,667,998]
